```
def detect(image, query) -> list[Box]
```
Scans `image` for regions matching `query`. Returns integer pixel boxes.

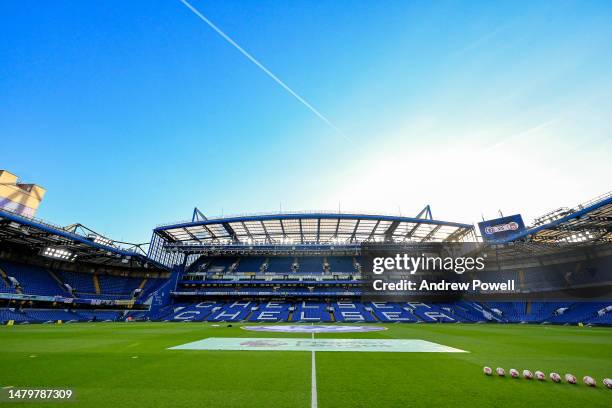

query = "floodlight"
[88,234,114,247]
[41,246,77,262]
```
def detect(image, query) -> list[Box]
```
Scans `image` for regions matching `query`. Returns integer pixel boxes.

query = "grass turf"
[0,322,610,407]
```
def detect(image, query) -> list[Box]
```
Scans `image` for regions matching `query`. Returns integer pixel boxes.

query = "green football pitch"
[0,322,610,407]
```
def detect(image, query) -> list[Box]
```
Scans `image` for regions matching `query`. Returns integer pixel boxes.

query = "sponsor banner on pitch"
[168,337,467,353]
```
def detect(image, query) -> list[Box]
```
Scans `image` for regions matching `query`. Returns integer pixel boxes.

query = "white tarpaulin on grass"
[168,337,467,353]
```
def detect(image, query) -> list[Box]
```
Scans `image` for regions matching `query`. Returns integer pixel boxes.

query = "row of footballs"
[484,367,612,388]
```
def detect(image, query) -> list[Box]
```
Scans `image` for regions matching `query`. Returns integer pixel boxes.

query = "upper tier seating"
[327,257,356,273]
[298,257,325,273]
[0,276,18,294]
[204,258,238,273]
[55,270,96,294]
[0,261,67,296]
[234,257,266,273]
[0,260,162,301]
[97,275,143,296]
[266,257,294,273]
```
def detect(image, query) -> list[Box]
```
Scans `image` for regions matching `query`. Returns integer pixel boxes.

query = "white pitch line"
[311,350,317,408]
[311,325,317,408]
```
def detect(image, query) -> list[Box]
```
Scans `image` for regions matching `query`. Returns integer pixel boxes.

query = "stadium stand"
[75,310,122,321]
[266,257,295,273]
[97,275,143,298]
[547,302,610,324]
[0,261,68,296]
[3,300,612,325]
[204,258,238,273]
[0,271,18,294]
[0,260,163,301]
[248,301,291,322]
[327,256,356,273]
[293,301,332,322]
[1,192,611,326]
[55,270,97,295]
[23,309,80,322]
[298,257,325,273]
[0,308,29,323]
[332,301,376,322]
[208,301,254,322]
[234,257,266,272]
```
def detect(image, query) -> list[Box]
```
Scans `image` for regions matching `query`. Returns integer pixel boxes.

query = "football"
[535,371,546,381]
[523,370,533,379]
[550,373,561,383]
[496,367,505,376]
[565,374,577,384]
[583,376,596,387]
[509,369,519,378]
[603,378,612,389]
[483,366,492,376]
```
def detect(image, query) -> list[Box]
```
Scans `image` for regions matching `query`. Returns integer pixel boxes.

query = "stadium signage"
[484,222,519,235]
[478,214,525,242]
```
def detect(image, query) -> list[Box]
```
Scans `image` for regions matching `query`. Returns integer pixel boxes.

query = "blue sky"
[1,0,611,243]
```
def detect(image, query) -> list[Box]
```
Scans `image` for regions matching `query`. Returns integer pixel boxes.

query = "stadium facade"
[1,183,611,326]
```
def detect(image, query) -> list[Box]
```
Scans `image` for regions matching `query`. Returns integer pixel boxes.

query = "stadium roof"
[154,207,475,245]
[503,192,612,244]
[0,208,166,269]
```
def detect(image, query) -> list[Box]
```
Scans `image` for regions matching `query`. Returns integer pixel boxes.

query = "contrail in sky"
[178,0,350,142]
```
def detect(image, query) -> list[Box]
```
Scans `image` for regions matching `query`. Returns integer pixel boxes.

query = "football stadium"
[2,1,612,407]
[1,167,611,407]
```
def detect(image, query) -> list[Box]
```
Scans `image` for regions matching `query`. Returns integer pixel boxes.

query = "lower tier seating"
[3,301,611,325]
